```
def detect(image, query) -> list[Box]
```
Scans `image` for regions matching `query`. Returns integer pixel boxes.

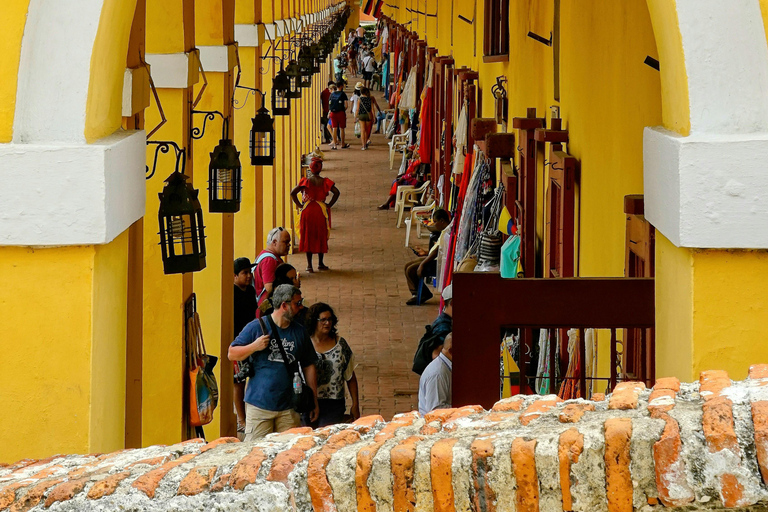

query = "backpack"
[412,324,449,375]
[252,252,279,302]
[329,92,345,113]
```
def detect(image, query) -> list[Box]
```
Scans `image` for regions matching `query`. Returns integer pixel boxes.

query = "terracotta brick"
[267,437,317,484]
[470,436,496,512]
[307,429,362,512]
[511,438,539,512]
[44,477,89,507]
[652,414,694,507]
[430,438,458,512]
[491,397,525,412]
[209,473,231,492]
[608,382,645,410]
[423,408,457,424]
[484,411,520,423]
[699,370,731,400]
[391,435,422,512]
[283,427,314,435]
[181,438,206,446]
[647,388,676,415]
[9,477,63,512]
[591,393,606,401]
[353,415,385,432]
[356,439,388,511]
[521,397,561,426]
[653,377,681,392]
[199,437,240,453]
[86,471,131,500]
[0,481,31,510]
[559,403,595,423]
[28,466,61,480]
[558,428,583,511]
[374,412,417,441]
[752,400,768,484]
[127,455,172,469]
[702,395,744,507]
[749,364,768,381]
[177,467,217,496]
[604,418,633,512]
[230,447,268,491]
[132,453,196,498]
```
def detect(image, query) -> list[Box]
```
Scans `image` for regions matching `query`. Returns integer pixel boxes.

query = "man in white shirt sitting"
[418,333,452,414]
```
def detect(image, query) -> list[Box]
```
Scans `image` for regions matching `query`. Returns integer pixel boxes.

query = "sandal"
[317,264,330,271]
[342,143,351,149]
[306,266,314,273]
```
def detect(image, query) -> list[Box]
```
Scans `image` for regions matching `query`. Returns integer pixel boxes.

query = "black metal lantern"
[298,51,313,88]
[250,99,275,166]
[158,171,206,274]
[208,137,242,213]
[284,59,303,99]
[272,68,291,116]
[310,44,323,70]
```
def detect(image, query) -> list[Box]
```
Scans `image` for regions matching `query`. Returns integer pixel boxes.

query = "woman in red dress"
[290,158,341,273]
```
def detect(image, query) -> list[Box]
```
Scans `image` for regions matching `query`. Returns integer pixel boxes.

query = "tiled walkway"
[287,85,437,419]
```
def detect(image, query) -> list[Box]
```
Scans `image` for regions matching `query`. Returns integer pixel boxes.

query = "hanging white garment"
[452,104,468,175]
[399,65,419,110]
[585,328,598,396]
[436,219,453,292]
[437,174,445,207]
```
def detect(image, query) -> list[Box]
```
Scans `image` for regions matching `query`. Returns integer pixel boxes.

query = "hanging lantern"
[272,68,291,116]
[208,138,242,213]
[158,171,206,274]
[309,44,322,71]
[250,101,275,166]
[284,60,303,99]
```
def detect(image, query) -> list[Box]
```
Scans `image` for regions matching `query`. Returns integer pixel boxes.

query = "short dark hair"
[327,81,335,87]
[433,208,450,223]
[307,302,338,338]
[273,263,297,288]
[361,87,370,96]
[336,80,345,88]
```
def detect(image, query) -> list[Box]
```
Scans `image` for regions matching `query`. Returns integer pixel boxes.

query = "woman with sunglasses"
[304,303,360,427]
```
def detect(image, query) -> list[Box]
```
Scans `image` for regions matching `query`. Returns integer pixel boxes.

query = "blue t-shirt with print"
[231,317,318,412]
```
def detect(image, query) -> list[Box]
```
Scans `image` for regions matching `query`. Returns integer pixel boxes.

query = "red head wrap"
[310,158,323,174]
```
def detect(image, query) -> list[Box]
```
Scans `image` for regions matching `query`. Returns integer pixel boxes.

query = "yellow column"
[143,0,196,446]
[192,0,237,440]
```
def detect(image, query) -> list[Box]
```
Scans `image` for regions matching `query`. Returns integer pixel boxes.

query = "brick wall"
[3,365,768,511]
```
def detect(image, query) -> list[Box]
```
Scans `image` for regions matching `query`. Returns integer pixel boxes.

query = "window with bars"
[483,0,509,60]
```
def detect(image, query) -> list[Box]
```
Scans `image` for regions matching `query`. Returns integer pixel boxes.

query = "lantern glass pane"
[163,213,197,257]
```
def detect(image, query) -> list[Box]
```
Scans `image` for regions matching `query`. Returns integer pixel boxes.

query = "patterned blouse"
[314,337,357,400]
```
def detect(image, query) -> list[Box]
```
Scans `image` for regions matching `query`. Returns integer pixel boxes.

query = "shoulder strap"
[255,251,279,266]
[262,316,299,379]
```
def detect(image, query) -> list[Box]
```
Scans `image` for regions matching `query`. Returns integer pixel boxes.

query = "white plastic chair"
[388,132,409,170]
[403,199,436,246]
[395,181,430,228]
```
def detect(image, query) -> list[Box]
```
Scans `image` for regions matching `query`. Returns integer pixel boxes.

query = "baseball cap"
[441,284,453,302]
[234,257,252,275]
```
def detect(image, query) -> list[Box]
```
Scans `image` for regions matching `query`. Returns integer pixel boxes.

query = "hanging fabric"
[535,329,558,395]
[474,183,506,272]
[585,328,598,396]
[452,104,469,175]
[418,61,434,164]
[399,65,419,110]
[558,329,582,400]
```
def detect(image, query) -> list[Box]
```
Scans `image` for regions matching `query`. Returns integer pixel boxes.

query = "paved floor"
[287,84,438,419]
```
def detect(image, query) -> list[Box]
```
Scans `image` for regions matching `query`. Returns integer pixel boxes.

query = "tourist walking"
[232,257,256,439]
[356,87,380,150]
[362,52,376,89]
[228,284,319,440]
[253,227,291,313]
[305,303,360,427]
[320,81,333,144]
[328,81,349,149]
[290,158,340,273]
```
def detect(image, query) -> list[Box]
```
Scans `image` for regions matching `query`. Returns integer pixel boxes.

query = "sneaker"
[361,146,367,150]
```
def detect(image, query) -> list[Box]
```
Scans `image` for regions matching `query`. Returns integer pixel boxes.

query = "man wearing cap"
[233,257,257,437]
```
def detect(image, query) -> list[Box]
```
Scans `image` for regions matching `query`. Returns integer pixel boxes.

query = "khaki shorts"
[244,403,300,442]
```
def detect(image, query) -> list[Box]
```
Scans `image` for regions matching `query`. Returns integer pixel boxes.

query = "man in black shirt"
[404,209,451,305]
[233,257,257,437]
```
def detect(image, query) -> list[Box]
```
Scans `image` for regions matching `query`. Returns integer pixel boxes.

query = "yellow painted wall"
[0,231,129,463]
[146,0,195,54]
[89,230,130,453]
[0,0,30,142]
[85,0,139,142]
[691,250,768,380]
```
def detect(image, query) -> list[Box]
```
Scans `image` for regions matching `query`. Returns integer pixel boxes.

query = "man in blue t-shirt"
[229,284,319,440]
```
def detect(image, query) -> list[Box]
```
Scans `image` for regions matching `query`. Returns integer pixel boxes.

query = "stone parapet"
[3,366,768,511]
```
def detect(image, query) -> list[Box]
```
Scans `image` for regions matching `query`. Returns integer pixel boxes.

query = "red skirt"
[299,201,330,254]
